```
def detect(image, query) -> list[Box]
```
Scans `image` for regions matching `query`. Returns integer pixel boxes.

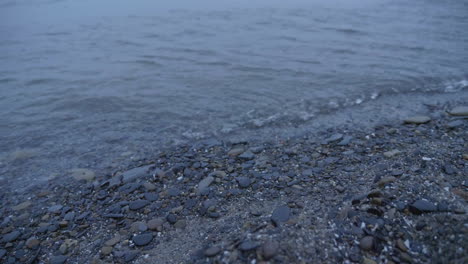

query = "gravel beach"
[1,102,467,264]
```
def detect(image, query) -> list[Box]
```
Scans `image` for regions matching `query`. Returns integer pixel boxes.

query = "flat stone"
[168,188,181,197]
[362,257,377,264]
[404,115,431,124]
[197,176,215,194]
[64,212,75,221]
[174,220,186,229]
[271,205,290,226]
[130,222,148,232]
[396,239,408,252]
[129,200,149,210]
[383,149,401,158]
[147,218,164,231]
[133,233,153,246]
[236,177,251,188]
[123,251,139,262]
[239,150,255,160]
[448,106,468,116]
[228,146,245,156]
[70,168,95,181]
[48,205,63,214]
[50,255,67,264]
[239,240,258,251]
[409,200,437,214]
[143,182,157,191]
[0,249,6,258]
[105,234,121,246]
[204,246,221,257]
[447,120,464,129]
[25,237,40,249]
[122,165,152,183]
[377,176,396,187]
[101,246,113,256]
[262,241,279,260]
[359,236,374,251]
[2,230,20,243]
[12,201,32,211]
[326,133,343,143]
[144,192,158,201]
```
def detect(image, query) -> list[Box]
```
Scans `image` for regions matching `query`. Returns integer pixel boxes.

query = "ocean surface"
[1,0,467,189]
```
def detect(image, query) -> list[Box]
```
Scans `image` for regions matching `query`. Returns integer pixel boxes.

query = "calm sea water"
[1,0,467,188]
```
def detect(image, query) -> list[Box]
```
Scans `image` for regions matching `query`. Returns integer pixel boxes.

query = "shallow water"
[1,0,467,189]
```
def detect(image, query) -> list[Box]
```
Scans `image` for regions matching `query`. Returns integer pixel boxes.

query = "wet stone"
[359,236,374,251]
[326,133,343,143]
[122,165,152,183]
[448,106,468,116]
[239,240,258,251]
[404,115,431,124]
[204,246,221,257]
[409,200,437,214]
[271,205,290,226]
[236,177,251,188]
[133,233,153,246]
[2,230,21,243]
[262,241,279,260]
[166,214,177,224]
[144,192,158,201]
[239,150,255,160]
[123,251,139,262]
[129,200,149,210]
[50,255,67,264]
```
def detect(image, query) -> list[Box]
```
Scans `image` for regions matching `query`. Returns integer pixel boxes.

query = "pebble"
[174,220,186,229]
[121,165,152,183]
[50,255,67,264]
[404,115,431,124]
[129,200,149,210]
[239,150,255,160]
[448,106,468,116]
[271,205,290,226]
[377,176,396,187]
[396,239,408,252]
[133,233,153,246]
[48,205,63,214]
[262,240,279,260]
[236,177,251,188]
[383,149,401,158]
[70,168,95,181]
[143,182,157,191]
[2,231,20,243]
[228,146,244,156]
[326,133,343,143]
[105,234,121,247]
[101,246,113,256]
[144,192,158,201]
[0,249,6,258]
[447,120,464,129]
[204,246,221,257]
[197,176,215,194]
[409,200,437,214]
[25,237,40,249]
[359,236,374,251]
[147,218,164,231]
[239,240,258,251]
[12,201,32,211]
[166,214,177,224]
[362,257,377,264]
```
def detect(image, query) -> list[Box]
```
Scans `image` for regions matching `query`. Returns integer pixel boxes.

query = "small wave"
[24,78,61,86]
[444,79,468,92]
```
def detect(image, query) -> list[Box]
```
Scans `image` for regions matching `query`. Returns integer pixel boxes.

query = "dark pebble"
[168,188,181,197]
[133,233,153,246]
[124,251,139,262]
[443,164,456,175]
[48,205,63,214]
[236,177,251,188]
[129,200,149,210]
[239,150,255,160]
[359,236,374,251]
[262,241,279,260]
[144,193,159,201]
[0,249,6,258]
[204,246,221,257]
[50,255,68,264]
[64,212,75,221]
[409,200,437,214]
[166,213,177,224]
[271,205,290,226]
[2,230,21,243]
[239,240,258,251]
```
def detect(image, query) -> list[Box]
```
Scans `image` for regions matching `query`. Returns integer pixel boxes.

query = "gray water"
[1,0,468,189]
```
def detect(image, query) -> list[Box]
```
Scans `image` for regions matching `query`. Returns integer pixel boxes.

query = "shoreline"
[0,99,467,263]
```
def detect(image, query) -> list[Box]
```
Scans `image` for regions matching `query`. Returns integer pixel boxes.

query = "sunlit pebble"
[371,92,379,99]
[355,98,363,104]
[422,157,432,161]
[177,176,183,181]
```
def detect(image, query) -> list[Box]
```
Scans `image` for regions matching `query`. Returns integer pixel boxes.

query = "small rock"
[0,249,6,258]
[448,106,468,116]
[228,146,244,157]
[144,192,158,201]
[204,246,221,257]
[70,168,95,181]
[383,150,401,158]
[409,200,437,214]
[25,237,40,249]
[129,200,149,210]
[447,120,464,129]
[404,115,431,124]
[166,214,177,224]
[239,150,255,160]
[236,177,251,188]
[197,176,215,194]
[122,165,152,183]
[105,234,121,246]
[101,246,113,256]
[48,205,63,214]
[396,239,408,252]
[443,164,456,175]
[377,176,396,187]
[143,182,157,191]
[359,236,374,251]
[326,133,343,143]
[174,220,186,229]
[130,222,148,232]
[12,201,32,211]
[147,218,164,231]
[50,255,67,264]
[123,251,139,262]
[133,233,153,246]
[239,240,258,251]
[2,231,20,243]
[271,205,290,226]
[362,257,377,264]
[262,241,279,260]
